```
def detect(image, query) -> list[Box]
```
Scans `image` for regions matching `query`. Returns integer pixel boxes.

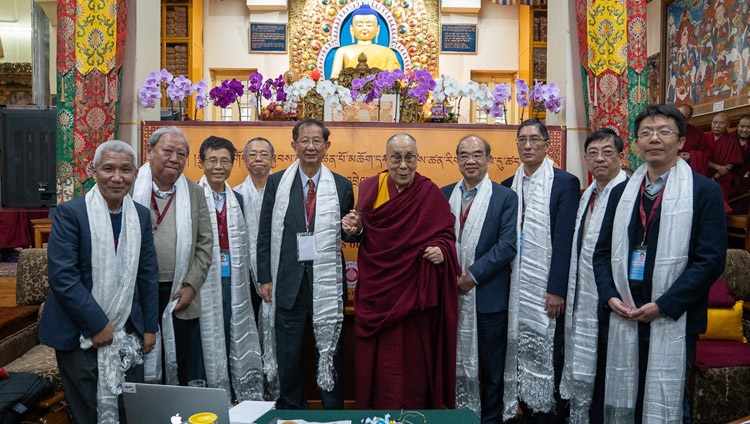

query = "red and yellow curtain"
[56,0,128,201]
[576,0,647,170]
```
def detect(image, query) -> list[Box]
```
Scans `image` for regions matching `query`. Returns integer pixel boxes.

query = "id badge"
[220,251,230,277]
[519,232,524,257]
[297,232,318,262]
[629,247,647,281]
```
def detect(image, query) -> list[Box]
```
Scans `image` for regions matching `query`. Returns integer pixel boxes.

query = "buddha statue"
[330,5,401,79]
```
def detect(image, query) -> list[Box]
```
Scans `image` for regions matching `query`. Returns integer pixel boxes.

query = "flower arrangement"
[361,414,402,424]
[432,76,494,123]
[316,80,353,116]
[138,69,208,120]
[513,79,563,121]
[208,78,245,119]
[350,69,435,122]
[284,77,316,113]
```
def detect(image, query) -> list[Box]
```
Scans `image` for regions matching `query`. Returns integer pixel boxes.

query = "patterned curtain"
[56,0,128,202]
[576,0,647,171]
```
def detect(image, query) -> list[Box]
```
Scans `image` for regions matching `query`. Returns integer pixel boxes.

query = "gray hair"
[243,137,275,156]
[147,126,189,154]
[93,140,137,168]
[385,133,418,149]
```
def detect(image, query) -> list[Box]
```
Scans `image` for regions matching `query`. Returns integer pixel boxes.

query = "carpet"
[0,262,17,277]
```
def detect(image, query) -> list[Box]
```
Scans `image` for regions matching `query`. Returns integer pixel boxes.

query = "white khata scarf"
[264,160,343,392]
[504,156,556,420]
[133,163,192,385]
[199,177,264,401]
[236,174,280,400]
[605,160,692,423]
[83,185,141,423]
[560,170,626,424]
[449,174,492,418]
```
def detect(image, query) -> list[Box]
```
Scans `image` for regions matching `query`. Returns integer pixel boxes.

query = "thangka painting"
[647,53,661,104]
[288,0,439,80]
[663,0,750,108]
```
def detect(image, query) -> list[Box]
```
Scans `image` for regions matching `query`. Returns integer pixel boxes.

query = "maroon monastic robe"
[354,171,459,410]
[679,123,710,176]
[707,130,743,202]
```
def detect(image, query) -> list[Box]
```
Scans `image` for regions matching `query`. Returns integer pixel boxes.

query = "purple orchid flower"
[529,79,546,103]
[248,72,264,93]
[516,79,530,108]
[158,69,173,84]
[209,86,232,108]
[544,96,563,113]
[166,75,193,102]
[407,84,430,103]
[261,79,274,100]
[138,84,161,108]
[226,78,245,98]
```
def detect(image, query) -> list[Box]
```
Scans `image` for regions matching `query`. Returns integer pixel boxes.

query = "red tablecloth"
[0,208,49,249]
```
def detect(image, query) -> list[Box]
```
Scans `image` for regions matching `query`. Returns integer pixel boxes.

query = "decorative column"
[56,0,129,202]
[575,0,647,171]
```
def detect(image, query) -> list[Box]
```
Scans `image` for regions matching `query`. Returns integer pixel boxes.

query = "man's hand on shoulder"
[544,293,565,318]
[173,284,196,311]
[423,246,444,265]
[92,323,114,348]
[143,332,156,354]
[260,282,273,303]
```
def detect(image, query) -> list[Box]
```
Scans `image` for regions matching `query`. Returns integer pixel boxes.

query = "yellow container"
[188,412,218,424]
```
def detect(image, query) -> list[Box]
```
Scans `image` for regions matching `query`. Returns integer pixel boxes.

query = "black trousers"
[56,346,144,424]
[275,268,343,410]
[158,282,205,385]
[477,310,509,424]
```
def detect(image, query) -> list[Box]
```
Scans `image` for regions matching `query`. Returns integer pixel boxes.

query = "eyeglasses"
[388,154,418,165]
[584,149,618,159]
[516,137,547,146]
[244,151,271,160]
[296,138,325,147]
[203,157,232,167]
[637,128,678,139]
[457,152,486,162]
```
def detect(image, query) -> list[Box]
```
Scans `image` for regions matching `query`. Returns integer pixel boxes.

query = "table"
[30,219,51,248]
[254,409,478,424]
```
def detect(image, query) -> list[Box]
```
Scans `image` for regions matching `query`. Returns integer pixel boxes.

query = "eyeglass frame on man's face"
[515,136,547,146]
[584,148,618,159]
[244,151,271,160]
[388,153,418,165]
[457,152,487,162]
[203,157,232,167]
[637,128,678,139]
[295,137,326,148]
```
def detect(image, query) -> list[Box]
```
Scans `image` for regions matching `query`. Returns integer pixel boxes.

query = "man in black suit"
[256,119,354,409]
[594,104,726,423]
[442,135,517,423]
[501,119,580,423]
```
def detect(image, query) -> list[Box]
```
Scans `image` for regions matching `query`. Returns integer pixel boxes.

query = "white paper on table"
[229,400,275,424]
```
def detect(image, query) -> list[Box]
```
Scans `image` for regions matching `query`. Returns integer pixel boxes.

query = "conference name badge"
[297,232,318,262]
[220,251,230,277]
[629,247,647,281]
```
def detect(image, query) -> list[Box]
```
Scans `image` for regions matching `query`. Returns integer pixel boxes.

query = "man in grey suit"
[133,127,213,386]
[256,119,354,409]
[442,135,518,423]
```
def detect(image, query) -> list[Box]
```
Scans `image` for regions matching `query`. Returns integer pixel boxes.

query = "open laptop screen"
[122,382,231,424]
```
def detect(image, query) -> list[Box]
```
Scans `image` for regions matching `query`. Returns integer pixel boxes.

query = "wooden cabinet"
[518,5,547,120]
[161,0,204,120]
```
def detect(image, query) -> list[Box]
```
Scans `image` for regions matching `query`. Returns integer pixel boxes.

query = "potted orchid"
[284,77,316,117]
[260,75,287,120]
[138,69,208,120]
[246,71,264,120]
[516,79,563,121]
[316,79,353,117]
[208,78,245,120]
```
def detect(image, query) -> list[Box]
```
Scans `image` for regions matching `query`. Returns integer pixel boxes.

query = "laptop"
[122,382,231,424]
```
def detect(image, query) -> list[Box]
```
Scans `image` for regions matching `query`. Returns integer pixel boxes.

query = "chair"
[690,249,750,424]
[0,248,70,423]
[727,214,750,252]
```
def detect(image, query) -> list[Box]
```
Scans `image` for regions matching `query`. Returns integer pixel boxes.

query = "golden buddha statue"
[330,5,401,79]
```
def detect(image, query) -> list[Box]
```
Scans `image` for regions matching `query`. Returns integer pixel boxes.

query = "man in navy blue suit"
[559,129,627,422]
[501,119,580,423]
[256,119,354,409]
[594,104,726,423]
[39,140,158,424]
[442,135,517,423]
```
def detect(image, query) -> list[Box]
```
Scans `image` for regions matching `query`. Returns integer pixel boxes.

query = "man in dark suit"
[256,119,354,409]
[39,140,158,424]
[501,119,580,423]
[560,128,626,422]
[594,104,726,423]
[441,135,517,423]
[133,126,213,386]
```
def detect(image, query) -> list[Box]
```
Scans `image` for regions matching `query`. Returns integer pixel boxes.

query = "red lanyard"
[638,180,665,245]
[151,191,175,232]
[216,203,229,250]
